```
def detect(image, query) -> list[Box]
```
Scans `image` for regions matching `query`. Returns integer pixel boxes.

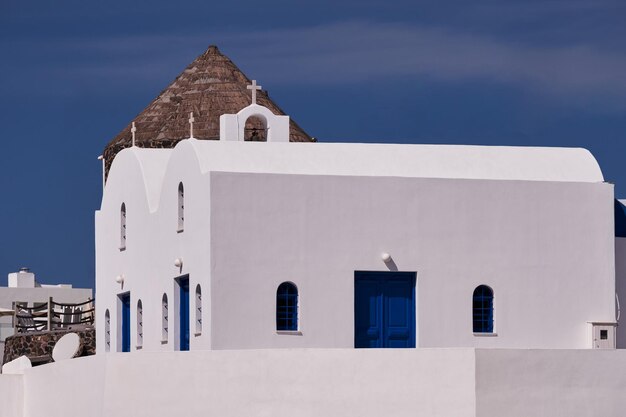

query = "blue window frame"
[473,285,494,333]
[276,282,298,331]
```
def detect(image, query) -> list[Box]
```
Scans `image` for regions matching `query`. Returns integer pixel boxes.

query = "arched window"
[104,309,111,352]
[120,203,126,250]
[136,300,143,349]
[473,285,494,333]
[161,293,168,343]
[177,183,184,232]
[195,284,202,335]
[276,282,298,331]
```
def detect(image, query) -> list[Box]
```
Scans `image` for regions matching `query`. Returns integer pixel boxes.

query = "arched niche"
[195,284,202,335]
[161,293,169,343]
[120,203,126,250]
[244,115,268,141]
[104,309,111,352]
[177,182,184,232]
[136,300,143,348]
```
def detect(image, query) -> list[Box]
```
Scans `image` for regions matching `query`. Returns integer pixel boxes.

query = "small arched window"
[162,293,169,343]
[136,300,143,349]
[120,203,127,250]
[104,309,111,352]
[177,183,184,232]
[195,284,202,335]
[276,282,298,331]
[473,285,494,333]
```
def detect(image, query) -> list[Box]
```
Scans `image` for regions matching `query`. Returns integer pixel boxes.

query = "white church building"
[3,45,626,417]
[97,120,617,353]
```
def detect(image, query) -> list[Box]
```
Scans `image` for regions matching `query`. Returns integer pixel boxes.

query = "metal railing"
[13,297,94,333]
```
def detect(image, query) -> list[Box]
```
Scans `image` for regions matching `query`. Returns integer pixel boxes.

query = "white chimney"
[8,268,36,288]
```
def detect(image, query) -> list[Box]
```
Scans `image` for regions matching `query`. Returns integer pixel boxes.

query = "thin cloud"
[4,21,626,99]
[223,22,626,95]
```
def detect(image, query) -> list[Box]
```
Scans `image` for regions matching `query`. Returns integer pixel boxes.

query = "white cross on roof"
[189,112,195,138]
[247,80,262,105]
[131,122,137,147]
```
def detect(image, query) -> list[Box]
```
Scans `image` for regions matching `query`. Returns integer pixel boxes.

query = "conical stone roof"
[103,45,313,174]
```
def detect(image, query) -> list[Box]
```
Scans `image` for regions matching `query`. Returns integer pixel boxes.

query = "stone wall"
[2,327,95,365]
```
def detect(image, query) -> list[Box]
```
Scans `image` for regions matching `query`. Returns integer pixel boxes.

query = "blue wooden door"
[120,293,130,352]
[179,277,190,351]
[355,271,415,348]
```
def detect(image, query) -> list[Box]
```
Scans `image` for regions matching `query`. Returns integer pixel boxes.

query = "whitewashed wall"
[210,172,614,349]
[0,287,93,312]
[475,349,626,416]
[0,374,23,417]
[18,349,477,417]
[3,349,626,417]
[96,146,211,353]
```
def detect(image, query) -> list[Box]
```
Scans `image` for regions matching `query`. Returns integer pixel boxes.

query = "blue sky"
[1,0,625,289]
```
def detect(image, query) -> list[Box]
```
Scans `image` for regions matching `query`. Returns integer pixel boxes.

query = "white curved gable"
[187,140,603,183]
[105,148,173,212]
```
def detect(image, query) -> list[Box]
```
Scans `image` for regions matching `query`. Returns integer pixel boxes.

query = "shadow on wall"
[384,257,399,272]
[615,200,626,237]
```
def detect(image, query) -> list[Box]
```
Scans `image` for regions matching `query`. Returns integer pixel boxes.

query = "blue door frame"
[354,271,416,348]
[120,293,131,352]
[178,277,190,351]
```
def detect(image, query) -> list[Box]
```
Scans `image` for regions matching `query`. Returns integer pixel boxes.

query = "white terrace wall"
[18,349,476,417]
[0,374,23,417]
[475,349,626,416]
[5,349,626,417]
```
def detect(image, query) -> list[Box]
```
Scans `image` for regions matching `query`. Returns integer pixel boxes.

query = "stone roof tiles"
[103,45,313,175]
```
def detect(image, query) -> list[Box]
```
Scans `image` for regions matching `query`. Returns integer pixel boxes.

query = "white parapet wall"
[0,374,23,417]
[0,348,624,417]
[475,349,626,416]
[19,349,476,417]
